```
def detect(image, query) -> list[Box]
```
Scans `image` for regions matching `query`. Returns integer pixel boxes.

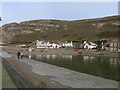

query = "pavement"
[1,49,119,88]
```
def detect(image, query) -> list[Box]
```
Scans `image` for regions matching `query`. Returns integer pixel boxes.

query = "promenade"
[1,49,119,88]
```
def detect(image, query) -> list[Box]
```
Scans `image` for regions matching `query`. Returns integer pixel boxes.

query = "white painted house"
[36,40,62,49]
[36,40,73,49]
[62,41,73,48]
[83,41,97,50]
[36,40,49,48]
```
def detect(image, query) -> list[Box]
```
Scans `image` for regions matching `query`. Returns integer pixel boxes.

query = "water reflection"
[52,55,56,59]
[83,56,95,62]
[62,55,72,60]
[83,55,119,65]
[36,55,41,60]
[34,54,119,65]
[109,58,119,65]
[36,54,73,60]
[46,55,51,59]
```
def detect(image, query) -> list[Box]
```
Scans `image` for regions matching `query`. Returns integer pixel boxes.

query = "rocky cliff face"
[1,16,119,43]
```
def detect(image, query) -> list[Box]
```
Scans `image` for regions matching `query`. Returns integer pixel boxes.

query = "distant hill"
[0,15,119,43]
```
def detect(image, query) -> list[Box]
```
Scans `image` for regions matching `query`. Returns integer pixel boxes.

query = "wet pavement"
[1,49,119,88]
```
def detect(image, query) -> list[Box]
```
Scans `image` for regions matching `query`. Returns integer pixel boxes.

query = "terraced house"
[36,40,73,49]
[109,40,120,52]
[103,40,120,52]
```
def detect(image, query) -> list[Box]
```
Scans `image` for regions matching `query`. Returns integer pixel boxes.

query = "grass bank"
[2,66,16,88]
[82,51,120,56]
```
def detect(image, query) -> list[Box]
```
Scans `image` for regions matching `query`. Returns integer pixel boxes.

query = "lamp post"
[0,17,2,21]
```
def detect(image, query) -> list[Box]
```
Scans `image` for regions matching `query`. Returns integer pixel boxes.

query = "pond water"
[26,54,119,81]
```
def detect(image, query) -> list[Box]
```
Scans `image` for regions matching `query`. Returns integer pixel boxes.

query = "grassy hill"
[1,15,119,43]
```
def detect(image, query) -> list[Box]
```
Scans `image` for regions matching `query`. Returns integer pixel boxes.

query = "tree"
[101,40,107,44]
[95,40,107,51]
[94,41,102,50]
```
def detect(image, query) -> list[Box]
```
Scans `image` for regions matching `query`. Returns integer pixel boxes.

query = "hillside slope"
[1,15,119,43]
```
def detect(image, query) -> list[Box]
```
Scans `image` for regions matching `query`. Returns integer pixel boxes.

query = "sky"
[0,2,118,26]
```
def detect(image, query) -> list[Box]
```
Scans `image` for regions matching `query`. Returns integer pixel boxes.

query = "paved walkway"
[1,50,119,88]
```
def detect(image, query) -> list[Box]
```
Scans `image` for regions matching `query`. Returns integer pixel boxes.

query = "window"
[118,43,120,47]
[118,48,120,52]
[114,48,117,51]
[110,48,113,51]
[110,43,113,47]
[114,43,117,47]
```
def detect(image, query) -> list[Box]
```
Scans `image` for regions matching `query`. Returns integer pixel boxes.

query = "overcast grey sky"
[1,2,118,25]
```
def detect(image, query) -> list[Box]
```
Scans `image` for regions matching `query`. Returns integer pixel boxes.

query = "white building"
[62,41,73,48]
[36,40,49,48]
[36,40,61,49]
[36,40,74,49]
[84,41,97,50]
[109,41,120,52]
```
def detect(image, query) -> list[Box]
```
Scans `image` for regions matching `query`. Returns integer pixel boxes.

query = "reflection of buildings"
[109,58,118,65]
[36,55,42,60]
[52,55,56,59]
[83,56,95,62]
[36,55,56,60]
[46,55,51,59]
[63,55,72,60]
[36,54,73,60]
[83,56,89,61]
[51,55,72,60]
[36,55,51,60]
[83,55,119,65]
[89,56,95,61]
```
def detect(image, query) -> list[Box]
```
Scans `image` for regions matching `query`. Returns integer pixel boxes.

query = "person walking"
[20,52,24,59]
[17,51,21,59]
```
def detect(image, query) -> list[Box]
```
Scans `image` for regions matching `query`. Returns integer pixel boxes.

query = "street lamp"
[0,17,2,21]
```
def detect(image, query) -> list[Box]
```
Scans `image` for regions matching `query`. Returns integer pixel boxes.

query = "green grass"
[82,51,120,56]
[2,66,16,88]
[2,15,119,42]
